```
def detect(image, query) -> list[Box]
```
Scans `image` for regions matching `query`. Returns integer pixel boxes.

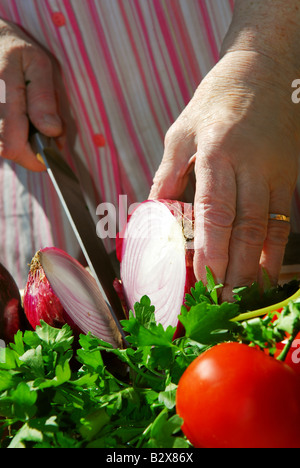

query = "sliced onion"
[120,200,196,332]
[24,248,122,348]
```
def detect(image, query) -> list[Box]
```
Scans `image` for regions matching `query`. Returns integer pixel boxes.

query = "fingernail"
[42,114,62,128]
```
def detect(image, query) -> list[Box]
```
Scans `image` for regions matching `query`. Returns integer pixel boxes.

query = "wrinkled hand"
[150,51,300,300]
[0,19,63,171]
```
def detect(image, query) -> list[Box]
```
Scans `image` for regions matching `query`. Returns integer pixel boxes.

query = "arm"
[150,0,300,300]
[221,0,300,64]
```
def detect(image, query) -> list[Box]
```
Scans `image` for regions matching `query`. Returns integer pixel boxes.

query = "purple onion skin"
[0,262,29,344]
[23,267,66,330]
[23,252,82,339]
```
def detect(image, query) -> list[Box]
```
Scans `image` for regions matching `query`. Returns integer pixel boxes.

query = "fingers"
[194,151,292,301]
[221,169,270,300]
[23,47,63,137]
[259,187,292,286]
[0,109,46,172]
[0,44,63,172]
[149,124,196,200]
[0,57,45,171]
[193,152,236,287]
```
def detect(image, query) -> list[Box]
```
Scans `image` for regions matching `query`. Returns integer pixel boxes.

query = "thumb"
[23,48,63,137]
[149,126,196,200]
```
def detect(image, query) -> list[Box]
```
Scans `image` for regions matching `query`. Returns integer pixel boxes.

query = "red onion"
[0,262,28,344]
[23,252,68,330]
[119,200,196,334]
[23,248,123,348]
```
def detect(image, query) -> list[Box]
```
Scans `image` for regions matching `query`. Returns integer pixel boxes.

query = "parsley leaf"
[1,269,299,448]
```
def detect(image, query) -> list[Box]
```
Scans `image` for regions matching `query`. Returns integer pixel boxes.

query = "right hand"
[0,19,64,171]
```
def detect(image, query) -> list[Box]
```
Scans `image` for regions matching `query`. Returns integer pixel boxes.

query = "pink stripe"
[30,173,49,249]
[11,163,21,279]
[199,1,220,63]
[148,5,183,112]
[172,1,202,88]
[38,177,54,247]
[44,0,108,200]
[9,0,22,24]
[62,0,125,197]
[153,0,191,106]
[0,3,7,17]
[33,2,101,247]
[134,0,174,125]
[26,172,36,255]
[34,1,55,48]
[119,1,164,140]
[87,0,153,186]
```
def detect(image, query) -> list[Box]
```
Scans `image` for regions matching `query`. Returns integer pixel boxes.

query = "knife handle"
[28,120,38,138]
[28,121,51,164]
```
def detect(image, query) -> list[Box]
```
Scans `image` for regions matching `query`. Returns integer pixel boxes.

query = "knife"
[29,128,127,342]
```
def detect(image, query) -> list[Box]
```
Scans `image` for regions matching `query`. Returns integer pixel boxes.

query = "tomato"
[176,342,300,448]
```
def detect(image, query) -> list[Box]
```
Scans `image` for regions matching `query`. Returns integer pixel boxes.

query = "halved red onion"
[119,200,196,332]
[0,262,28,344]
[24,248,122,348]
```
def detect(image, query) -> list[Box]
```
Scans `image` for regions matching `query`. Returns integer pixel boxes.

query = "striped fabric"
[4,0,296,291]
[1,0,299,289]
[0,0,236,287]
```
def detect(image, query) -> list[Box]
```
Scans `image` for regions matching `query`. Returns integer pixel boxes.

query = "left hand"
[149,50,300,300]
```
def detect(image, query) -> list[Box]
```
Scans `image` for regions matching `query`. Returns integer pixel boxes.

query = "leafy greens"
[0,272,300,448]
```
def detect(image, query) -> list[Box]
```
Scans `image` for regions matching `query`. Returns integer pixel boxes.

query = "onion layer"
[119,200,196,333]
[24,248,123,348]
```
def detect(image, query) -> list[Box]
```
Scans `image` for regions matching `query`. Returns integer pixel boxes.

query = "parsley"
[1,272,299,448]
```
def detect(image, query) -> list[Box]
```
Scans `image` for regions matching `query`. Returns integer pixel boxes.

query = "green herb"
[1,271,299,448]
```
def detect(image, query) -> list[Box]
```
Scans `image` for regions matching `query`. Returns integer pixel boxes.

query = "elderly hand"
[150,11,300,300]
[0,19,63,171]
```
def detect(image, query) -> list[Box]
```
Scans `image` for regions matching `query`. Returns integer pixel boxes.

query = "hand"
[149,50,300,300]
[0,19,63,171]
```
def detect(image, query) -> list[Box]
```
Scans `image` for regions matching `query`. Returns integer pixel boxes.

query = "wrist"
[221,0,300,75]
[200,50,300,138]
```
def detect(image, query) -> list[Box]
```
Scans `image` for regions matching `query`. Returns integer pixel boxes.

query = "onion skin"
[113,278,129,319]
[24,248,123,348]
[23,252,67,330]
[23,251,83,339]
[0,262,28,344]
[119,199,196,337]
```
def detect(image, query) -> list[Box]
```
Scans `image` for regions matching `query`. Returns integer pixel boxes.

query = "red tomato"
[176,342,300,448]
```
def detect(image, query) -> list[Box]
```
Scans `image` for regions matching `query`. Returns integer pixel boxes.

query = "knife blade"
[30,130,126,341]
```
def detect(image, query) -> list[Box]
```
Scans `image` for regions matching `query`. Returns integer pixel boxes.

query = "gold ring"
[269,213,290,223]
